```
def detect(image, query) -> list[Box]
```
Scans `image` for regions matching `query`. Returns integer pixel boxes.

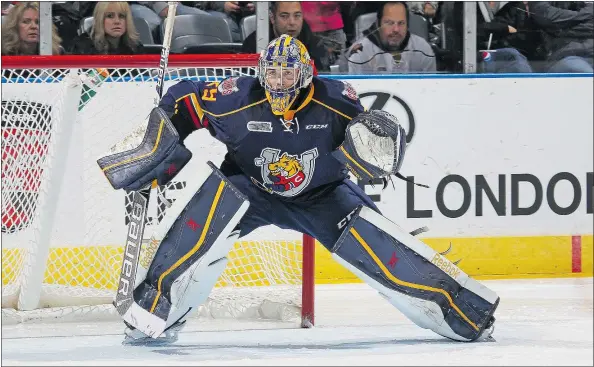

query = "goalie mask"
[332,110,407,181]
[258,34,314,115]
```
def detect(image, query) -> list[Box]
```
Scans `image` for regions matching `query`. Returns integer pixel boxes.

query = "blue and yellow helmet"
[258,34,314,115]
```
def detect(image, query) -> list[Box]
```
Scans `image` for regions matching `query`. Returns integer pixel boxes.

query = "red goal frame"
[1,53,316,327]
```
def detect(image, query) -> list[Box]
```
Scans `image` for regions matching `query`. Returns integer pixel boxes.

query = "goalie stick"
[113,1,178,316]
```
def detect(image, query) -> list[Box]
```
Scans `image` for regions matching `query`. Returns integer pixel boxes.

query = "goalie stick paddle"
[114,191,148,312]
[114,1,178,317]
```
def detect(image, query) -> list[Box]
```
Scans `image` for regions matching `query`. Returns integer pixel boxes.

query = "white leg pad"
[332,254,468,341]
[120,162,249,338]
[331,206,500,342]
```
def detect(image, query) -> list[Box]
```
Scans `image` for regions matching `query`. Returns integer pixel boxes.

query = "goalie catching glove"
[332,110,407,181]
[97,107,192,191]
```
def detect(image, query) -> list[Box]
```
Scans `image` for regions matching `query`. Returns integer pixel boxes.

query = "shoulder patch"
[341,81,358,101]
[217,77,240,96]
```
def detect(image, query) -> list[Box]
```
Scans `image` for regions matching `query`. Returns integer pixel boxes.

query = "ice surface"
[2,278,592,366]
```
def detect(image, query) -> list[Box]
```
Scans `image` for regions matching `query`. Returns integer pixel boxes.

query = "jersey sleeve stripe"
[189,93,204,121]
[183,97,202,128]
[311,98,353,120]
[175,93,205,123]
[202,98,268,118]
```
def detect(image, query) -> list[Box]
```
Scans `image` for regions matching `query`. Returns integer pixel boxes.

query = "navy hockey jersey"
[159,76,364,201]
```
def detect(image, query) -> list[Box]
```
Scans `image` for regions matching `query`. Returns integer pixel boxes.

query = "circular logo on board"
[357,92,415,144]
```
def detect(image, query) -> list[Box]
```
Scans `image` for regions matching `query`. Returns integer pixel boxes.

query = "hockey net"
[1,54,315,326]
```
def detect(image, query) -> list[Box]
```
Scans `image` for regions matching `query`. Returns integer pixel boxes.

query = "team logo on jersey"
[253,148,318,197]
[341,81,358,101]
[217,77,239,96]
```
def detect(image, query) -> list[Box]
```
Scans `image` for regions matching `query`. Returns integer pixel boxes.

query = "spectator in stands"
[530,1,593,73]
[437,1,535,73]
[345,1,383,44]
[408,2,438,19]
[483,1,548,71]
[1,2,63,55]
[52,2,96,53]
[241,1,331,72]
[130,1,210,41]
[195,2,254,43]
[301,2,346,64]
[1,2,15,15]
[475,2,536,73]
[69,2,143,55]
[346,2,436,74]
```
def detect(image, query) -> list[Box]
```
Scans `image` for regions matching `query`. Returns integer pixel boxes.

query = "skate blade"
[122,333,179,346]
[475,324,496,343]
[122,320,186,346]
[122,327,179,346]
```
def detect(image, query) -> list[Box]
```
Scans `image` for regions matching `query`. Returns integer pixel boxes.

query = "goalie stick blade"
[114,189,149,316]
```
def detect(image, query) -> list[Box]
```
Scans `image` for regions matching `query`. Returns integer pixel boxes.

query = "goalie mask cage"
[1,54,315,328]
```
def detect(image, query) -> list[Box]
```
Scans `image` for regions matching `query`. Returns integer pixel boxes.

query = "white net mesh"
[1,61,310,325]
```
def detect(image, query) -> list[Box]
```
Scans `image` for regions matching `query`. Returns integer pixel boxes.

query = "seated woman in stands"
[1,1,63,56]
[70,2,144,55]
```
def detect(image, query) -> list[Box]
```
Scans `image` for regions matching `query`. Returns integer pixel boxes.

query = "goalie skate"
[475,316,497,342]
[122,320,186,346]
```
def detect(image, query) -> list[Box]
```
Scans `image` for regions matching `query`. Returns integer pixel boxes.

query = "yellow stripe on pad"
[339,146,373,179]
[149,180,226,313]
[349,227,479,331]
[102,119,165,172]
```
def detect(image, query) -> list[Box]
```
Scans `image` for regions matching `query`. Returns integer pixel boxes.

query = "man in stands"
[347,2,436,74]
[241,1,331,72]
[530,1,593,73]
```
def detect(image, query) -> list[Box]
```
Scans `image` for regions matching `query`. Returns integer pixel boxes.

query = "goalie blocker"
[97,107,192,191]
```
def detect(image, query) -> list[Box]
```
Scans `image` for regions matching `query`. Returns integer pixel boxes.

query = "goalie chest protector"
[161,76,365,201]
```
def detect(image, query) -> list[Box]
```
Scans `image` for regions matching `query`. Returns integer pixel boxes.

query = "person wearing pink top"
[301,1,346,63]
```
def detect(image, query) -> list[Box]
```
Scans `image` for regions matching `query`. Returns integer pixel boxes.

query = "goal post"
[1,54,315,327]
[2,68,84,312]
